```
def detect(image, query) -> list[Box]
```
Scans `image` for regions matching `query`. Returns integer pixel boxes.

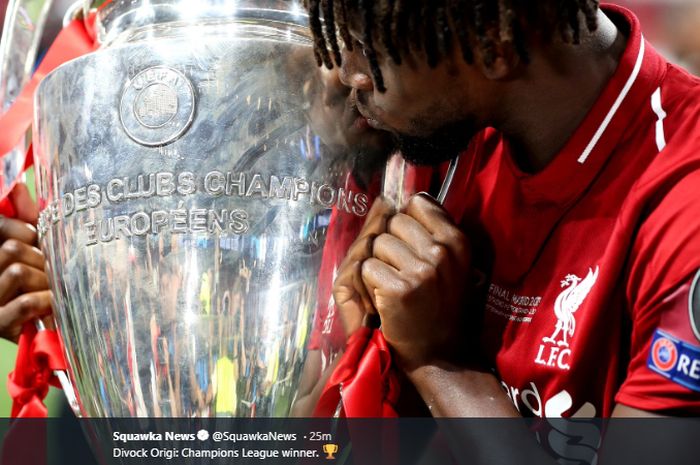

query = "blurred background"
[0,0,698,417]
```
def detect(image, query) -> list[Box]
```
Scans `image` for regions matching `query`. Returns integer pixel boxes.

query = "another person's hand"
[332,197,394,338]
[361,194,474,373]
[0,183,52,342]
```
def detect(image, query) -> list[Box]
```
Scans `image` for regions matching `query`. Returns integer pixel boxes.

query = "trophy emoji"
[323,443,339,460]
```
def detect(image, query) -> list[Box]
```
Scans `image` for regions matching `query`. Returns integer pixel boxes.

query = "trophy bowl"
[32,0,386,417]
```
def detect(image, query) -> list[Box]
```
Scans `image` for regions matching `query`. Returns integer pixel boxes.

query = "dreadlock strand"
[359,0,386,91]
[435,5,453,60]
[381,0,402,64]
[322,0,343,65]
[309,0,333,68]
[555,0,571,42]
[568,1,582,44]
[391,0,411,58]
[579,0,599,32]
[497,0,514,42]
[422,2,440,67]
[473,1,497,67]
[450,0,475,63]
[336,0,354,52]
[509,3,530,63]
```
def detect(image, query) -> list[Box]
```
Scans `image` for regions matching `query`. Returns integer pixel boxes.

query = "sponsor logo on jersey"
[689,269,700,342]
[535,266,599,370]
[501,380,600,465]
[647,329,700,392]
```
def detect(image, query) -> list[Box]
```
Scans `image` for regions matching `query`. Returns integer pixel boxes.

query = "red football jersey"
[462,5,700,418]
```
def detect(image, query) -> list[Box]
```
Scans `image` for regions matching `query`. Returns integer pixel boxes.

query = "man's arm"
[291,351,340,417]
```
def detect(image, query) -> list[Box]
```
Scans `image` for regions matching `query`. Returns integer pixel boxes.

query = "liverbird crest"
[544,266,600,348]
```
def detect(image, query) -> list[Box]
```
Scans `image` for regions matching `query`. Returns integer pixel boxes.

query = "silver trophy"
[32,0,393,417]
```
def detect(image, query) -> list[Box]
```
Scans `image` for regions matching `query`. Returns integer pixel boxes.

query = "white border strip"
[651,87,667,152]
[578,38,646,164]
[688,269,700,342]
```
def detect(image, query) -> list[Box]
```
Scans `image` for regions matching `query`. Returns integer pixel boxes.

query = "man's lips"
[351,90,390,131]
[355,100,388,131]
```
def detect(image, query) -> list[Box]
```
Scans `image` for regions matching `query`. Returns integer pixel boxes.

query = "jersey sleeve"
[616,168,700,413]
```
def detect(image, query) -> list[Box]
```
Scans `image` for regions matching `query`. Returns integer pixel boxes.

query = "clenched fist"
[359,194,476,373]
[0,184,52,342]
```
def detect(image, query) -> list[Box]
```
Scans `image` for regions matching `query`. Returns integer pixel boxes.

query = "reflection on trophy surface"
[32,0,390,418]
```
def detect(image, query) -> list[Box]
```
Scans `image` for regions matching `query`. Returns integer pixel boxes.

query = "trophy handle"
[0,0,55,195]
[34,319,82,416]
[437,157,460,205]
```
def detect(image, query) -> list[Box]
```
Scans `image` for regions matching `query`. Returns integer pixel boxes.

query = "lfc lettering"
[535,344,572,370]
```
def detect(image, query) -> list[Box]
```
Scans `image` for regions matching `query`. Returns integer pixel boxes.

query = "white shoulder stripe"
[578,39,646,164]
[651,87,667,152]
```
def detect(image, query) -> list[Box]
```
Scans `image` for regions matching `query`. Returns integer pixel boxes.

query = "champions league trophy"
[31,0,389,418]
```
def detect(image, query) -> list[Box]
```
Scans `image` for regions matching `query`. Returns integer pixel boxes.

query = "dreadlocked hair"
[304,0,601,92]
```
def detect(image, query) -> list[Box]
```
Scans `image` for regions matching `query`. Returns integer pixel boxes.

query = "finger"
[387,213,434,256]
[342,234,374,266]
[0,239,45,272]
[0,215,38,245]
[404,193,471,266]
[0,264,50,305]
[9,183,39,224]
[335,260,374,314]
[333,260,373,313]
[372,233,425,272]
[0,290,52,343]
[361,257,404,310]
[404,193,455,236]
[351,261,375,314]
[357,196,394,241]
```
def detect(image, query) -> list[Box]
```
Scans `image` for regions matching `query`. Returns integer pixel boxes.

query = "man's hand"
[332,197,395,338]
[360,193,473,373]
[0,184,52,343]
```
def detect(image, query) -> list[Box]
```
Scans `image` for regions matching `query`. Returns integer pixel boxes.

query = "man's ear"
[477,40,521,80]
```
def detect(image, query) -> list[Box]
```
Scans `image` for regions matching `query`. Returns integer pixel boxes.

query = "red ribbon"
[314,327,400,418]
[0,17,96,419]
[0,18,96,163]
[7,324,66,418]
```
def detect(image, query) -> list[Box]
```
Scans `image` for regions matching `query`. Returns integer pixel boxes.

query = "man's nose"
[338,48,373,91]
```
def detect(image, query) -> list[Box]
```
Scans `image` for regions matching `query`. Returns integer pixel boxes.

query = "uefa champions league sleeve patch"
[647,329,700,392]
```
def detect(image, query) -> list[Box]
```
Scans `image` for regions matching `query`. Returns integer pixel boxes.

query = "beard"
[392,119,478,166]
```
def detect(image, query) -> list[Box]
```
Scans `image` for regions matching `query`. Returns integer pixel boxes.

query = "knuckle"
[417,263,439,284]
[390,278,411,299]
[387,213,406,233]
[440,225,464,244]
[428,244,449,264]
[15,295,36,318]
[372,233,390,252]
[6,263,27,281]
[1,239,22,257]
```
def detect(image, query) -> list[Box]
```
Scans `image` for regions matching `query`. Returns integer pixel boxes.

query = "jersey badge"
[535,266,599,370]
